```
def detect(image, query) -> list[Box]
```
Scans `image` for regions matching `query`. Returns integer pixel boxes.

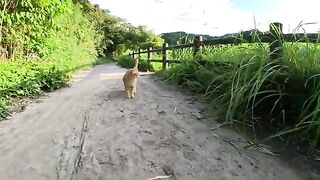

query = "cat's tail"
[133,58,139,69]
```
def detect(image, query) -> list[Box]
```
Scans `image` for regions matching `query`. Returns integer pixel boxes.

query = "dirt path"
[0,63,318,180]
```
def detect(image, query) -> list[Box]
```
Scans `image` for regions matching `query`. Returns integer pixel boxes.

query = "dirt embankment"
[0,63,319,180]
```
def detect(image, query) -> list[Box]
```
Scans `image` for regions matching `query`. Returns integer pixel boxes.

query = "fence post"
[147,47,152,65]
[193,35,203,57]
[162,43,168,70]
[269,22,283,60]
[132,51,135,58]
[138,49,141,58]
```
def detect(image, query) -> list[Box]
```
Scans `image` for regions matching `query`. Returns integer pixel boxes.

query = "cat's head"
[130,68,139,76]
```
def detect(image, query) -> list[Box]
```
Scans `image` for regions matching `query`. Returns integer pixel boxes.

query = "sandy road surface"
[0,63,318,180]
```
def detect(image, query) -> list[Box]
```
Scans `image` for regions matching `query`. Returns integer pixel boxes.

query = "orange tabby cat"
[123,58,139,99]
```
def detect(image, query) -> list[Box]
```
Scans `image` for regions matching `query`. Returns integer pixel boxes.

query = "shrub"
[117,55,154,72]
[117,55,135,68]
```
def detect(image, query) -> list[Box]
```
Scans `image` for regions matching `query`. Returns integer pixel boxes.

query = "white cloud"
[268,0,320,33]
[89,0,320,35]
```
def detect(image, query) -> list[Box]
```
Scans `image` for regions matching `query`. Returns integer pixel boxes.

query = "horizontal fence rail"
[129,22,319,70]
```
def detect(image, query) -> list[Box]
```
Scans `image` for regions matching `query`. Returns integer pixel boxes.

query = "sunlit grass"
[159,41,320,155]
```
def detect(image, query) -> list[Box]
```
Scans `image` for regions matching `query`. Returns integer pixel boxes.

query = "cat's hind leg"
[132,87,136,99]
[128,84,137,99]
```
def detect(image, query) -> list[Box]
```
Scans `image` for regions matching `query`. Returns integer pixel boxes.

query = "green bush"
[138,60,154,72]
[117,55,135,68]
[117,55,154,72]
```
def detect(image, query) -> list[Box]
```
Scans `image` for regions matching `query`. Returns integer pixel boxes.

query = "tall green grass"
[159,42,320,155]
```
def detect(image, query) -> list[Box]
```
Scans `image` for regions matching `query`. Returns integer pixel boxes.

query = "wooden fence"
[129,22,319,70]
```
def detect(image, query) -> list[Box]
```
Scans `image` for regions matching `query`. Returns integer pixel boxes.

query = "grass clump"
[158,42,320,155]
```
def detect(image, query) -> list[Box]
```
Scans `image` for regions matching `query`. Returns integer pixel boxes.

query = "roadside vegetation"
[0,0,163,118]
[155,38,320,155]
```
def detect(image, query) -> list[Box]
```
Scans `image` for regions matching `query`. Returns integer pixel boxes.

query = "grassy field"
[155,42,320,155]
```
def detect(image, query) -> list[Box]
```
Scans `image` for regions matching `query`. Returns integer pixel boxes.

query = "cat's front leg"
[125,89,130,99]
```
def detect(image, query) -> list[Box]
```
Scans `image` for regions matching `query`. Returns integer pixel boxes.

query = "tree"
[71,2,164,57]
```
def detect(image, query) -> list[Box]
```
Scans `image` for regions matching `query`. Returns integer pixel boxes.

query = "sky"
[89,0,319,36]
